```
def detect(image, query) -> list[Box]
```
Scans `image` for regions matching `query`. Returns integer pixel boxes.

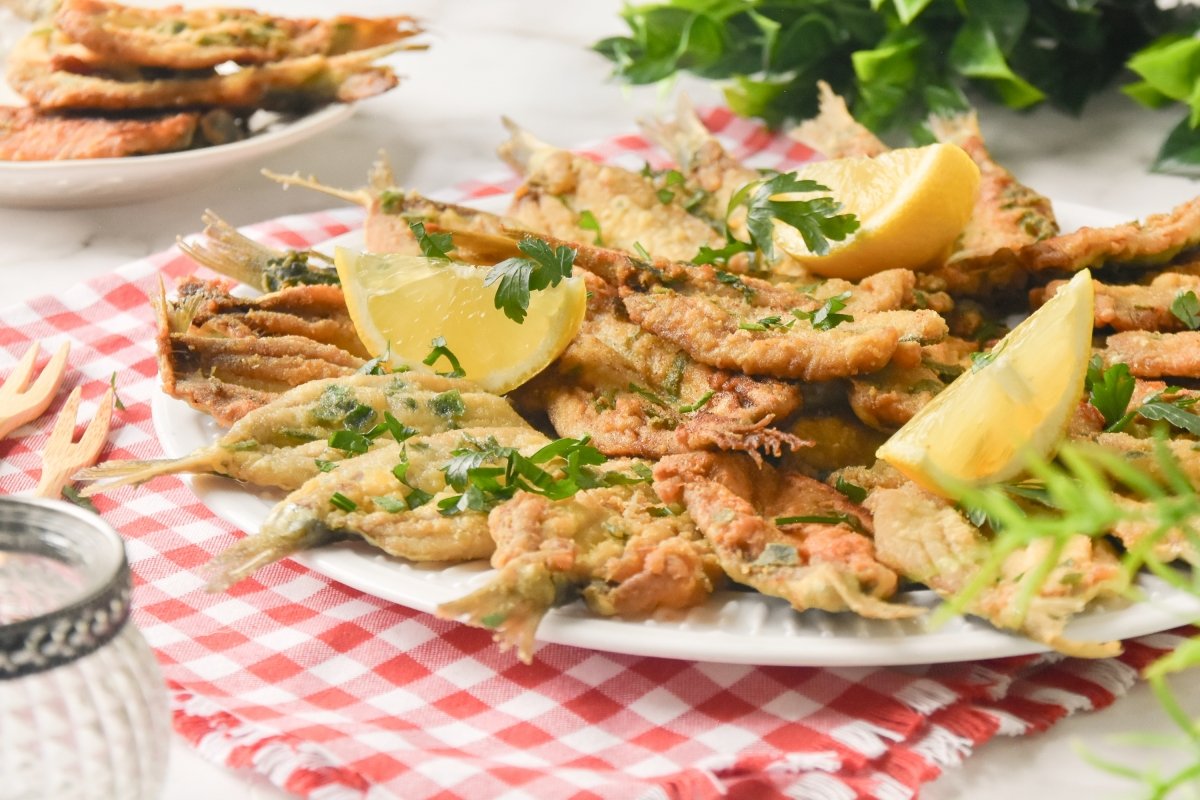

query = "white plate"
[151,200,1200,666]
[0,104,353,208]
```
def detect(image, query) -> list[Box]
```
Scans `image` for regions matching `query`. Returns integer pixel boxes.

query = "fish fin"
[74,451,218,497]
[205,503,335,591]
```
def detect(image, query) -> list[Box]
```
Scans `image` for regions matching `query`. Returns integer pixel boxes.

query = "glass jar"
[0,496,169,800]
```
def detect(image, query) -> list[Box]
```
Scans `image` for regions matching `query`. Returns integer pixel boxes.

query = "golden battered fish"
[653,451,921,619]
[866,482,1122,657]
[0,105,201,160]
[437,476,721,663]
[8,27,404,112]
[515,272,805,459]
[1034,273,1200,332]
[206,426,553,591]
[1101,330,1200,379]
[78,373,529,494]
[55,0,422,69]
[498,118,728,263]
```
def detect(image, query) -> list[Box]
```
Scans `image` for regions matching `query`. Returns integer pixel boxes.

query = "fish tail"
[204,503,335,591]
[176,210,282,289]
[75,451,219,497]
[496,117,552,175]
[640,94,709,167]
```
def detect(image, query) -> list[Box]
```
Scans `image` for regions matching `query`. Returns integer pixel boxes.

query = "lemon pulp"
[335,249,586,394]
[876,269,1095,494]
[773,142,980,280]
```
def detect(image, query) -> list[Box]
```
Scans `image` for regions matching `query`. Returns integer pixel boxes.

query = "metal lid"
[0,497,131,680]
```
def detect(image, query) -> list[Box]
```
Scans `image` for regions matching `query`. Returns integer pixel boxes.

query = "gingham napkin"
[0,111,1193,800]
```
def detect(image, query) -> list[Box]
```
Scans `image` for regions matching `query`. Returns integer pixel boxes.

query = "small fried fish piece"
[261,161,522,258]
[1101,330,1200,379]
[1034,273,1200,333]
[78,373,529,494]
[779,412,889,476]
[206,427,551,591]
[929,111,1058,269]
[640,96,815,278]
[174,277,366,357]
[866,482,1122,657]
[0,105,200,160]
[178,210,340,291]
[56,0,422,69]
[517,274,804,458]
[498,118,726,263]
[1093,432,1200,487]
[8,28,403,112]
[654,452,920,619]
[620,263,947,381]
[437,476,720,663]
[154,285,365,425]
[788,81,888,159]
[1020,196,1200,274]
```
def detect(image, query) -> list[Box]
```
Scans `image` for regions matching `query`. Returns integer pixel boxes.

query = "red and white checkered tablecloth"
[1,110,1195,800]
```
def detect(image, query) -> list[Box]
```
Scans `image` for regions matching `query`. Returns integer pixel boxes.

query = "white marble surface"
[4,1,1200,798]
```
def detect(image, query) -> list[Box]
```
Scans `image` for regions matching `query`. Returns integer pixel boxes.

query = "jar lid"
[0,497,132,680]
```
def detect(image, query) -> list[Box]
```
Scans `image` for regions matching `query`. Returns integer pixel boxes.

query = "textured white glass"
[0,498,169,800]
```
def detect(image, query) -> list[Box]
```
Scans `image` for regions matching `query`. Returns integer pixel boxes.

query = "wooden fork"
[0,341,71,442]
[34,385,114,499]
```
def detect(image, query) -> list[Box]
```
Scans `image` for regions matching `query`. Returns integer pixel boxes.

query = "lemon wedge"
[876,269,1095,494]
[335,249,586,394]
[773,143,980,279]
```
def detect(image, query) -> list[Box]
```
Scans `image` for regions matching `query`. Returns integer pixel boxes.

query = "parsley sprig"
[484,237,576,323]
[408,221,455,260]
[1086,356,1200,435]
[437,435,650,517]
[694,172,859,266]
[423,336,466,378]
[794,291,853,331]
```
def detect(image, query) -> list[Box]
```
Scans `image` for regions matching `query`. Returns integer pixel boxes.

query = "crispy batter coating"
[78,373,529,493]
[788,81,888,159]
[516,274,805,458]
[499,119,726,263]
[929,111,1058,269]
[438,477,720,663]
[1101,330,1200,378]
[8,28,402,112]
[55,0,421,69]
[205,427,551,591]
[1034,273,1200,332]
[0,105,200,159]
[1020,196,1200,274]
[653,451,920,619]
[778,412,889,476]
[866,482,1122,657]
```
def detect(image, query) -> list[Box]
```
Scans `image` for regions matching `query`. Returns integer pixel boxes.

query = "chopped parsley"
[742,173,859,263]
[775,512,864,532]
[314,459,338,473]
[330,492,358,512]
[794,291,853,331]
[1171,290,1200,330]
[423,336,466,378]
[484,237,576,324]
[834,477,867,504]
[437,435,649,517]
[715,270,755,302]
[61,485,98,513]
[578,210,603,245]
[429,390,467,421]
[1086,356,1136,429]
[408,221,455,260]
[628,383,669,408]
[738,314,791,332]
[677,390,715,413]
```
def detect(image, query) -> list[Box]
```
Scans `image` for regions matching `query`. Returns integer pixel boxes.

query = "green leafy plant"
[595,0,1200,174]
